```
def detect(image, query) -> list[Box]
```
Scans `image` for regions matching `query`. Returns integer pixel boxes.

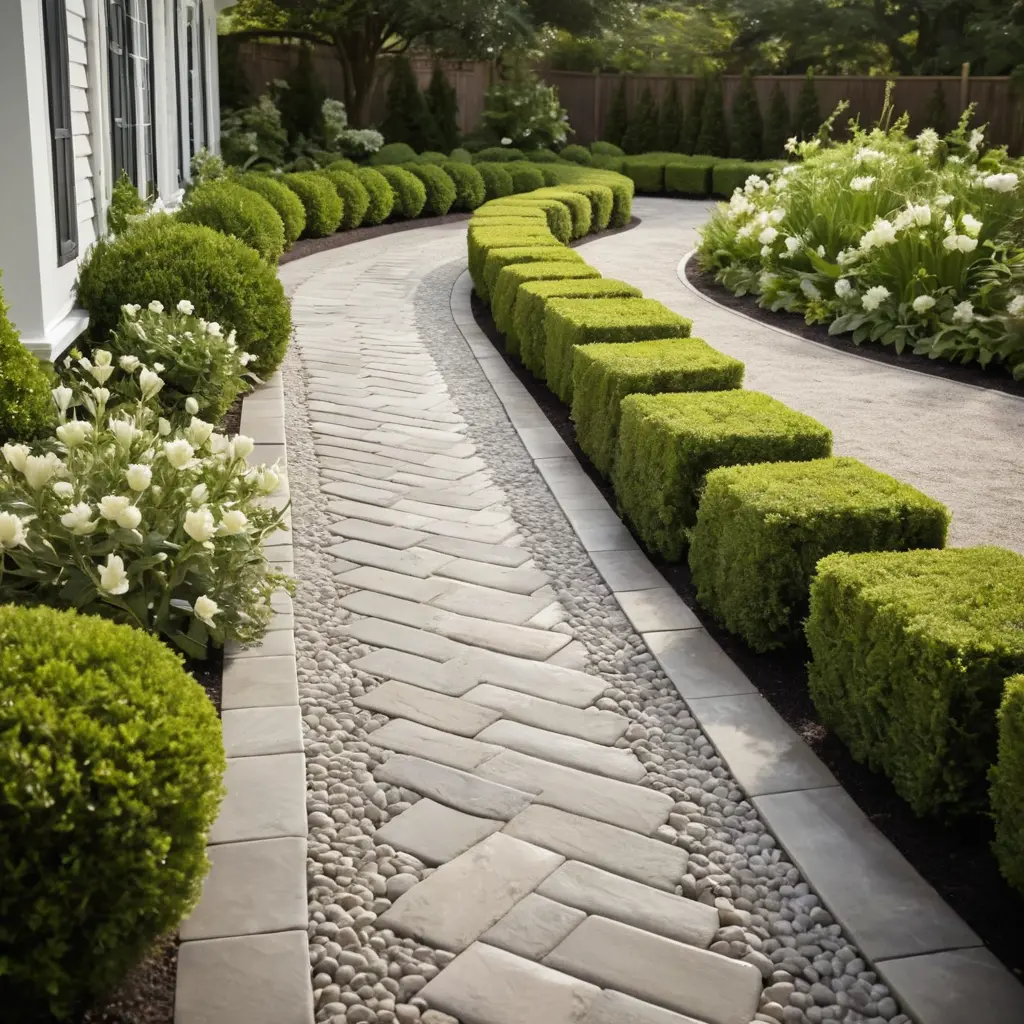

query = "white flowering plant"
[105,301,256,422]
[0,355,290,658]
[321,99,384,157]
[698,97,1024,377]
[481,65,571,149]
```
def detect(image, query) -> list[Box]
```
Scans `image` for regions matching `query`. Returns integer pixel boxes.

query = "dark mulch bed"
[684,257,1024,399]
[82,938,178,1024]
[470,289,1024,982]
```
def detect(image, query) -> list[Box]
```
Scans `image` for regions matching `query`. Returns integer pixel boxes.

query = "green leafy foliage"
[415,151,449,164]
[659,82,684,152]
[474,146,527,162]
[107,170,149,236]
[572,338,743,477]
[558,183,614,231]
[0,605,225,1020]
[711,159,783,197]
[505,162,547,193]
[544,297,692,403]
[177,181,286,262]
[614,390,832,560]
[622,156,667,193]
[354,167,396,224]
[76,217,291,379]
[374,165,428,219]
[481,65,570,149]
[807,546,1024,816]
[402,163,457,216]
[370,141,419,166]
[924,81,949,135]
[764,82,791,159]
[467,227,560,297]
[795,70,821,140]
[695,76,729,157]
[443,162,486,211]
[425,64,460,151]
[622,86,660,155]
[731,71,764,159]
[992,675,1024,895]
[381,56,436,152]
[235,173,306,247]
[322,169,371,229]
[450,147,474,163]
[530,187,592,238]
[476,162,516,199]
[221,95,289,170]
[277,45,325,146]
[560,144,593,165]
[690,457,949,652]
[665,157,716,195]
[489,195,573,242]
[280,171,343,237]
[591,141,625,157]
[0,274,54,443]
[605,78,629,148]
[483,247,585,307]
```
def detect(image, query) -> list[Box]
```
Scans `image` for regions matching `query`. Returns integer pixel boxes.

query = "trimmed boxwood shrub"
[591,141,625,157]
[543,297,693,403]
[531,187,592,239]
[369,141,418,165]
[572,338,744,477]
[537,165,632,226]
[992,675,1024,894]
[516,278,643,378]
[492,260,601,344]
[355,167,396,225]
[76,216,291,378]
[614,390,832,560]
[443,161,486,211]
[450,147,473,163]
[177,180,286,262]
[323,168,371,229]
[490,196,572,244]
[281,171,343,236]
[665,158,716,196]
[506,162,546,193]
[0,274,54,442]
[560,144,593,166]
[375,165,428,219]
[467,226,558,297]
[483,246,585,306]
[416,150,449,165]
[529,150,560,163]
[807,546,1024,817]
[560,183,614,231]
[472,202,548,222]
[690,457,950,652]
[476,162,515,200]
[402,162,457,215]
[326,157,358,172]
[623,157,667,193]
[235,173,306,248]
[712,159,783,197]
[474,146,526,162]
[592,154,626,173]
[0,605,224,1020]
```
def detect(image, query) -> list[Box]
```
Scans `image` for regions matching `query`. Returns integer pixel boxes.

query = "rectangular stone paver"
[326,518,428,549]
[342,619,463,662]
[481,893,586,961]
[616,588,701,633]
[378,833,564,952]
[538,861,718,948]
[328,540,453,579]
[370,718,502,772]
[336,565,454,603]
[460,651,607,708]
[430,582,552,626]
[418,941,600,1024]
[326,498,432,530]
[583,991,708,1024]
[419,534,531,567]
[209,753,307,845]
[437,558,550,595]
[221,655,298,710]
[504,805,686,891]
[374,798,502,865]
[341,590,441,630]
[643,629,756,700]
[464,684,628,745]
[355,679,501,737]
[543,916,762,1024]
[438,614,571,661]
[477,749,672,835]
[221,706,303,758]
[351,649,476,696]
[376,754,534,820]
[477,720,646,784]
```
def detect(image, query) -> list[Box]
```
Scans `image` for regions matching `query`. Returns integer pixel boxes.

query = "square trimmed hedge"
[543,298,692,403]
[560,184,614,231]
[530,188,593,238]
[492,261,601,346]
[488,196,573,243]
[516,279,643,378]
[472,204,548,223]
[993,675,1024,895]
[614,390,832,561]
[689,456,950,652]
[622,158,667,194]
[467,227,558,297]
[665,158,717,196]
[571,338,744,477]
[482,246,584,304]
[807,546,1024,817]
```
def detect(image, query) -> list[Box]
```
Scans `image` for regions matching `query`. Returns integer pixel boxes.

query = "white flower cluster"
[861,285,891,312]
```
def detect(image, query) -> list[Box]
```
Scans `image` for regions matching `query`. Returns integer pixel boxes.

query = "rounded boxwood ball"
[177,180,286,262]
[322,169,371,229]
[443,162,486,211]
[449,147,473,164]
[280,171,343,237]
[235,172,306,247]
[402,162,457,216]
[476,163,514,200]
[369,142,418,165]
[506,162,546,193]
[0,606,224,1020]
[0,274,54,441]
[355,167,396,225]
[374,166,427,219]
[76,216,292,378]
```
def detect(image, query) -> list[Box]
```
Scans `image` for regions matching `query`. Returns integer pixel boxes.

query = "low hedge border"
[993,674,1024,895]
[467,226,559,298]
[280,171,343,237]
[374,165,427,219]
[482,247,585,303]
[689,456,950,652]
[323,169,371,230]
[178,180,286,262]
[492,261,601,344]
[402,162,457,216]
[490,196,573,244]
[529,188,593,239]
[235,173,306,247]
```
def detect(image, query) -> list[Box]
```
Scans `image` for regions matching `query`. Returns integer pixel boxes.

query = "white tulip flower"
[163,439,195,470]
[983,172,1018,193]
[108,418,139,448]
[56,420,92,448]
[139,369,165,400]
[862,285,892,312]
[1008,295,1024,318]
[52,386,73,415]
[22,453,63,490]
[99,495,131,521]
[119,354,141,372]
[912,295,937,314]
[158,418,171,436]
[148,300,164,313]
[193,594,220,627]
[834,278,855,300]
[2,443,30,472]
[177,299,195,315]
[185,417,215,448]
[960,213,982,238]
[850,176,875,191]
[191,483,209,503]
[125,464,152,491]
[230,435,255,459]
[98,553,130,595]
[61,501,96,535]
[52,480,75,498]
[185,397,200,415]
[184,506,217,543]
[116,505,142,530]
[757,227,779,246]
[218,509,249,535]
[0,511,29,550]
[952,299,975,324]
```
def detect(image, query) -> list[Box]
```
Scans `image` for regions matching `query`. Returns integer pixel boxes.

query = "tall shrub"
[659,82,684,152]
[605,78,629,148]
[381,56,435,152]
[278,45,325,145]
[731,70,763,160]
[695,76,729,157]
[0,272,54,442]
[622,85,660,155]
[763,82,791,158]
[795,70,821,141]
[680,78,708,154]
[425,64,460,152]
[924,81,948,135]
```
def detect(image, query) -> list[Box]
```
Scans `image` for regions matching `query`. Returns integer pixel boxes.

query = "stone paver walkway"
[274,219,1023,1024]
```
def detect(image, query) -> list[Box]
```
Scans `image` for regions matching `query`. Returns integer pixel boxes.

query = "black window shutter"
[198,1,209,149]
[173,0,183,183]
[108,0,136,184]
[42,0,78,266]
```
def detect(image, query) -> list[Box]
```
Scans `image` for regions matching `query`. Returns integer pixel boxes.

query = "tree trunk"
[332,27,387,127]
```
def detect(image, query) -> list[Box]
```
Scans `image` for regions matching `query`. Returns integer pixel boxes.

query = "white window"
[175,0,209,182]
[107,0,156,194]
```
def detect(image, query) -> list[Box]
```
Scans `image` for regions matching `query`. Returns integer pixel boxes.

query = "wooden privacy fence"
[227,40,1022,152]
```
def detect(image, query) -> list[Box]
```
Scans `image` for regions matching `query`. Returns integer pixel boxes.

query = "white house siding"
[66,0,96,251]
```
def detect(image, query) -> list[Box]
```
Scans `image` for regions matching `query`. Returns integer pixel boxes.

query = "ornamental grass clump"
[697,100,1024,377]
[0,354,290,657]
[0,605,225,1021]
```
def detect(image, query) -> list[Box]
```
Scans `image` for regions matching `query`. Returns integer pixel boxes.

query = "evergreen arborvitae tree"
[622,85,660,154]
[924,81,948,136]
[425,64,460,152]
[730,70,763,159]
[658,82,684,151]
[381,55,436,152]
[679,78,707,153]
[695,76,729,157]
[278,45,326,145]
[763,81,791,158]
[795,70,822,141]
[605,78,629,147]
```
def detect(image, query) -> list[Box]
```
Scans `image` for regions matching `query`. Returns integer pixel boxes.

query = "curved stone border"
[453,268,1024,1024]
[174,369,313,1024]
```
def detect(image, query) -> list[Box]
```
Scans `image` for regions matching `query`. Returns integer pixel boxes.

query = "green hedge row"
[616,154,785,197]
